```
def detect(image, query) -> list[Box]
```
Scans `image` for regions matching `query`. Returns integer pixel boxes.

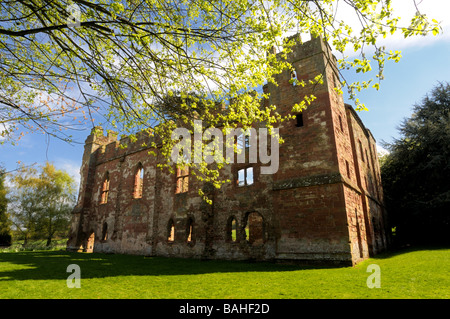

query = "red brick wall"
[67,35,387,265]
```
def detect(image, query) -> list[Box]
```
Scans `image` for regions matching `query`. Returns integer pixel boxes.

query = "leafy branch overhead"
[0,1,440,180]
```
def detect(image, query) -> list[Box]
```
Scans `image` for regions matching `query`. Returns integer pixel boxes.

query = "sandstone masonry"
[66,35,389,266]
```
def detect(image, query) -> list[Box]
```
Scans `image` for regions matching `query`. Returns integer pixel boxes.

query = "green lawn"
[0,247,448,299]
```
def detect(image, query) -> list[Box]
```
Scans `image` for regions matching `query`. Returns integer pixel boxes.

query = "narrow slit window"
[168,220,175,242]
[101,222,108,241]
[345,160,351,179]
[133,164,144,199]
[295,113,304,127]
[365,149,370,168]
[359,140,365,162]
[226,217,238,243]
[101,173,110,204]
[186,218,194,243]
[231,218,237,242]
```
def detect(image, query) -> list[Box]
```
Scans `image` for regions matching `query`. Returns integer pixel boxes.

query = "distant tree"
[377,151,389,169]
[381,82,450,245]
[9,162,76,246]
[0,167,12,246]
[8,166,40,244]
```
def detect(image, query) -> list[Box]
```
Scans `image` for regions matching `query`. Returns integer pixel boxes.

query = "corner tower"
[66,127,118,252]
[268,35,387,265]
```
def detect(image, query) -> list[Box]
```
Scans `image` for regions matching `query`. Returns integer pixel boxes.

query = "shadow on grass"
[0,250,324,282]
[4,245,446,282]
[369,244,450,260]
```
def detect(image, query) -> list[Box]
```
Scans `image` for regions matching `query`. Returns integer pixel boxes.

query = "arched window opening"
[231,218,237,242]
[226,217,238,242]
[101,172,110,204]
[168,219,175,242]
[133,164,144,199]
[245,212,264,245]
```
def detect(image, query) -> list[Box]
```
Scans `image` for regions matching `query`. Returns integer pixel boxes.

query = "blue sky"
[344,38,450,147]
[1,0,450,191]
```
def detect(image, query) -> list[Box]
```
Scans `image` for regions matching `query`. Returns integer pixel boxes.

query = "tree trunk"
[47,216,53,247]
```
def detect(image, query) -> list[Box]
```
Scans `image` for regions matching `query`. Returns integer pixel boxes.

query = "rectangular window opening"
[295,113,304,127]
[101,175,110,204]
[237,167,254,187]
[176,166,189,194]
[133,167,144,199]
[345,160,351,179]
[359,140,365,162]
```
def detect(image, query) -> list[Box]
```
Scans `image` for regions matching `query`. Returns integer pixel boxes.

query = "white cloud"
[375,0,450,47]
[0,123,10,141]
[3,174,13,189]
[329,0,450,57]
[54,158,81,190]
[376,144,390,156]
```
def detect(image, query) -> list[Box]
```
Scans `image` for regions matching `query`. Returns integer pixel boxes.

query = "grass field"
[0,246,448,299]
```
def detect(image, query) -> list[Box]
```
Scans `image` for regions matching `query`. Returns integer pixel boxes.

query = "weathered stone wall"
[67,35,388,265]
[344,105,388,256]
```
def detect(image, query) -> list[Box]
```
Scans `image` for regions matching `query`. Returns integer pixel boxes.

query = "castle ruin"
[66,35,388,266]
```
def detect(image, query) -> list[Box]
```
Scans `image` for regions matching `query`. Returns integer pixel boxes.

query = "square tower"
[267,35,388,264]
